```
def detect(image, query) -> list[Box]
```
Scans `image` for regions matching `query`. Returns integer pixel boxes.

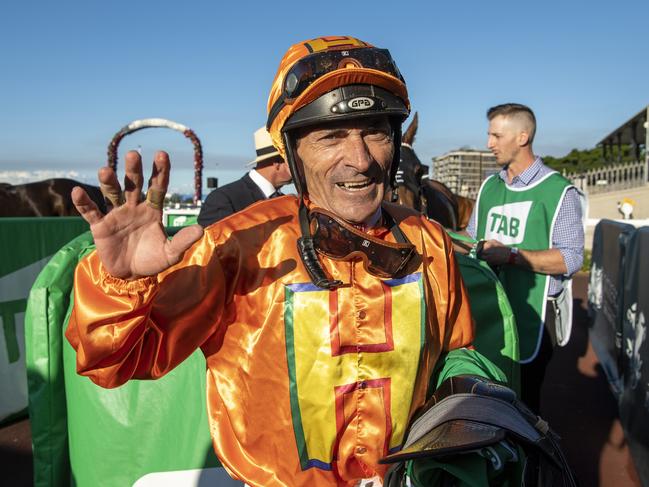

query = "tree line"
[543,144,644,173]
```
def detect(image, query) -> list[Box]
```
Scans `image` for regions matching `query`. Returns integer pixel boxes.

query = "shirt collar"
[248,169,276,198]
[499,156,543,185]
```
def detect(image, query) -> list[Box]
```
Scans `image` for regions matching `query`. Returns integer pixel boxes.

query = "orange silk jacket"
[66,196,474,486]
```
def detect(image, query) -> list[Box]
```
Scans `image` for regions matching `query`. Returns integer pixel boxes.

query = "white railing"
[564,160,647,194]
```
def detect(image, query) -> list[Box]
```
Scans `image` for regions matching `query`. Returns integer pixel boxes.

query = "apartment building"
[432,149,499,198]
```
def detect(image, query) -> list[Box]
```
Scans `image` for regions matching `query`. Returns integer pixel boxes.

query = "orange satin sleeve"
[65,231,227,389]
[64,197,480,486]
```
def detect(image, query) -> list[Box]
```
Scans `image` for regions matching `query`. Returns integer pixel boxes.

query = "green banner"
[162,209,199,227]
[167,213,198,227]
[0,217,89,424]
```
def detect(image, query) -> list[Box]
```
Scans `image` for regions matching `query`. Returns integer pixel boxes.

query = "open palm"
[71,150,204,280]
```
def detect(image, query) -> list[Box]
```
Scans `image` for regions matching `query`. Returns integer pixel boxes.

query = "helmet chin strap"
[281,131,307,196]
[282,130,342,288]
[297,201,343,290]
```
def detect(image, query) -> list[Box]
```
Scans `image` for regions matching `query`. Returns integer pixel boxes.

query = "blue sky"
[1,0,647,195]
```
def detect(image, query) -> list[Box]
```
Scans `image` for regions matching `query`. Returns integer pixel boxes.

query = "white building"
[433,149,499,198]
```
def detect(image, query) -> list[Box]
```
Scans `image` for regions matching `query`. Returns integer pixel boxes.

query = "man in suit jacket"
[197,127,292,227]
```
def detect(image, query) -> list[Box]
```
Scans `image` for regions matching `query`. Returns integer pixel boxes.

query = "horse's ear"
[402,112,418,146]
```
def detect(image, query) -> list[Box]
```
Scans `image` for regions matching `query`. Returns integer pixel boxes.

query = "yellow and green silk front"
[67,197,475,486]
[285,272,425,471]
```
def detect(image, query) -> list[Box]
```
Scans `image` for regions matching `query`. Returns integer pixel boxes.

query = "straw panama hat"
[247,127,281,166]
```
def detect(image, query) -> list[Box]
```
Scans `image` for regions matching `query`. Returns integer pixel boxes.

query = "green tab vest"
[475,171,573,362]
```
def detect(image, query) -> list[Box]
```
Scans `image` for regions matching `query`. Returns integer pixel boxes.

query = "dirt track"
[0,272,642,486]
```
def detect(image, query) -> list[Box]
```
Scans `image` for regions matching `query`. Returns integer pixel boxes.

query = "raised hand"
[71,150,204,280]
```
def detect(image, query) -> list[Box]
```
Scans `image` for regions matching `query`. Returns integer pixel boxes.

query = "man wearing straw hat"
[197,126,292,227]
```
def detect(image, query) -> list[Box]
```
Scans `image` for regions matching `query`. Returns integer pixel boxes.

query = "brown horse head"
[389,113,475,230]
[391,113,427,210]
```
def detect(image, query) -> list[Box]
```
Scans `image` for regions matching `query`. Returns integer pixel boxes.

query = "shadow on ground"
[0,418,32,487]
[541,273,641,487]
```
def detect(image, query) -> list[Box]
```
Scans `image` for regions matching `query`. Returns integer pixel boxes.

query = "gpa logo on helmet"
[347,97,375,110]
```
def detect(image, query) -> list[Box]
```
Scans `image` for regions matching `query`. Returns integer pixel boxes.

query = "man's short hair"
[487,103,536,144]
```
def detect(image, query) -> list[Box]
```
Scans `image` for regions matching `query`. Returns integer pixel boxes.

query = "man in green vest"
[464,103,585,413]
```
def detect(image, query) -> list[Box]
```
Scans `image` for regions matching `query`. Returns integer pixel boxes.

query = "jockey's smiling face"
[294,116,394,226]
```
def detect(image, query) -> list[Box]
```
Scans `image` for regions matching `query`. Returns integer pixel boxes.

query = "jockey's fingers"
[164,224,204,266]
[124,151,144,205]
[145,151,170,211]
[98,166,124,209]
[71,186,103,225]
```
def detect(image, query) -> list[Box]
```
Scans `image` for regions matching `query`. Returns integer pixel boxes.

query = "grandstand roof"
[598,105,648,147]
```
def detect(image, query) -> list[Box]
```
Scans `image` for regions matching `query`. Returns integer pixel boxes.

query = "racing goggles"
[268,47,404,127]
[309,207,416,279]
[284,47,403,99]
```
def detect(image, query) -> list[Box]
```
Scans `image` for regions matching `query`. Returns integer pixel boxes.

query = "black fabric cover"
[619,227,649,486]
[587,219,636,394]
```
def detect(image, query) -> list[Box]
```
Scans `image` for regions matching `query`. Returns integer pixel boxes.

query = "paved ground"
[582,185,649,250]
[586,185,649,220]
[0,415,31,486]
[0,273,643,486]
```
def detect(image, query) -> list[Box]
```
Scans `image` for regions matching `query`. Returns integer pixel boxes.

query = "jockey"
[66,36,571,486]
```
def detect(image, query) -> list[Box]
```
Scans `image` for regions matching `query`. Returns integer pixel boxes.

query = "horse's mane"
[423,178,456,201]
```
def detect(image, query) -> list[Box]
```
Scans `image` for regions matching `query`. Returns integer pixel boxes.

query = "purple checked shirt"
[466,157,584,296]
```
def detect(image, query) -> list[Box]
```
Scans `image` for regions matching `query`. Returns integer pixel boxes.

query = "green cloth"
[25,231,95,486]
[432,348,507,391]
[413,349,525,487]
[407,440,524,487]
[447,230,520,392]
[474,173,572,361]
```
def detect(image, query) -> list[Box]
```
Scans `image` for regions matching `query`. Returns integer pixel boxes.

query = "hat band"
[256,145,277,157]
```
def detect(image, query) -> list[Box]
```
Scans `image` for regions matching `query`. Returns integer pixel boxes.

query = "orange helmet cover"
[266,36,410,158]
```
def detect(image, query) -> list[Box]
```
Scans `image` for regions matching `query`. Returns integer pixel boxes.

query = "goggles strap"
[267,97,285,132]
[382,205,408,244]
[380,204,417,276]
